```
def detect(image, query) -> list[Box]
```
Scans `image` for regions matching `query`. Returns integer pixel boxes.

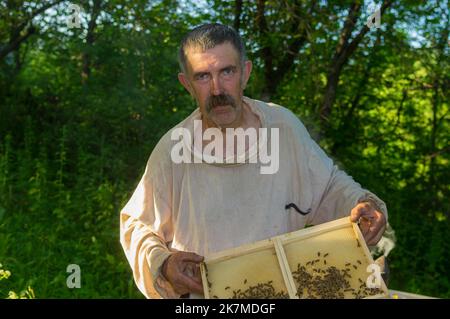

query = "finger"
[172,284,189,296]
[180,252,204,263]
[184,262,202,281]
[350,205,362,222]
[178,273,204,294]
[359,218,370,238]
[365,211,386,242]
[363,212,386,244]
[170,268,202,295]
[192,262,201,279]
[366,217,386,245]
[182,263,195,277]
[367,224,386,246]
[366,224,385,246]
[350,203,372,222]
[368,213,384,235]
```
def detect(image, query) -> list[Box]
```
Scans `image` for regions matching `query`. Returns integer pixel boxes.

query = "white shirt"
[119,97,388,298]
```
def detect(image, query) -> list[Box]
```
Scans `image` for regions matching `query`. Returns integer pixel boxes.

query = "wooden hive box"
[200,217,388,299]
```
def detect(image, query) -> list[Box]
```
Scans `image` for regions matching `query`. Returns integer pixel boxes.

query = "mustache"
[206,94,237,112]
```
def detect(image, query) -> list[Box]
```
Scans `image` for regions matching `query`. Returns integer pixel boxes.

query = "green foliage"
[0,0,448,298]
[0,263,34,299]
[0,263,12,281]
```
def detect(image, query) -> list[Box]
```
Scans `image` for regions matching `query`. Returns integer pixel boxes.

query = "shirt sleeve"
[119,154,180,299]
[306,137,388,225]
[288,115,388,226]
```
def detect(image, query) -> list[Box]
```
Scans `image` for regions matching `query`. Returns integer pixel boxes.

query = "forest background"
[0,0,448,298]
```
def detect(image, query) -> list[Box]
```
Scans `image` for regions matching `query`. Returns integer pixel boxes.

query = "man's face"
[178,42,252,128]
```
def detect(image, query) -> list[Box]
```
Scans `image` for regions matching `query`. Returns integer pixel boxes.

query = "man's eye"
[196,74,209,81]
[222,68,234,76]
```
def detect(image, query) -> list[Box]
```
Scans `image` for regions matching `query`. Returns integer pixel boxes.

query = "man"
[120,23,388,299]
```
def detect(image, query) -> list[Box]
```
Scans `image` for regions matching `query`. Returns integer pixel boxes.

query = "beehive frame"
[201,217,388,299]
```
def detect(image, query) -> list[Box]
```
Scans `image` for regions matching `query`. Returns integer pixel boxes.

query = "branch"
[255,0,273,99]
[15,0,66,38]
[273,0,316,83]
[437,109,449,130]
[82,0,102,81]
[426,146,450,159]
[0,0,66,61]
[320,0,394,124]
[0,26,36,60]
[341,0,394,64]
[256,0,269,37]
[258,0,316,98]
[234,0,243,31]
[335,2,361,57]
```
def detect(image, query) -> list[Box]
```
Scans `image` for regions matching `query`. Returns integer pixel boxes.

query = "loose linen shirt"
[119,97,388,298]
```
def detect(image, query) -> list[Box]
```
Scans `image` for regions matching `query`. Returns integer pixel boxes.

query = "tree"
[0,0,65,62]
[320,0,394,129]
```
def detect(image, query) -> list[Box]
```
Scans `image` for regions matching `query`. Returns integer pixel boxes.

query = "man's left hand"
[350,201,386,246]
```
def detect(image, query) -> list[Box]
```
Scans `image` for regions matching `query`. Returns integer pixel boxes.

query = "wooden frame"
[201,216,389,299]
[201,237,291,299]
[387,290,437,299]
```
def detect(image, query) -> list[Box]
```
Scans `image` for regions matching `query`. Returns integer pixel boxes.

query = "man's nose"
[210,75,223,95]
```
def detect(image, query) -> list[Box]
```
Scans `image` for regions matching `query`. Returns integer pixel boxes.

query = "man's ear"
[241,60,253,90]
[178,73,193,96]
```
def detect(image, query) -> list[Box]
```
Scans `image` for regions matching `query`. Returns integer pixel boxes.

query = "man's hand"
[350,201,386,246]
[161,251,204,296]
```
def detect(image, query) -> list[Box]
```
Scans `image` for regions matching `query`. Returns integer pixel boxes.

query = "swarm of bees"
[205,242,385,299]
[292,252,384,299]
[230,280,289,299]
[210,279,289,299]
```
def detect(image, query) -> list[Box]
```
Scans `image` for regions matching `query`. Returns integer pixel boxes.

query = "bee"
[225,286,230,290]
[324,253,329,258]
[357,260,362,265]
[244,279,247,284]
[345,288,352,292]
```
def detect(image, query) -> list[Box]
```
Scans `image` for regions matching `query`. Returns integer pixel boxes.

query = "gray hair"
[178,23,246,74]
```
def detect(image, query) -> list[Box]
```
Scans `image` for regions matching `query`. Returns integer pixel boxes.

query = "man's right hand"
[161,251,204,295]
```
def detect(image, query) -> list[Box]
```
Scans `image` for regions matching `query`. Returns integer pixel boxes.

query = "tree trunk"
[0,0,64,61]
[429,24,449,201]
[255,0,314,101]
[82,0,102,82]
[320,0,393,129]
[234,0,243,31]
[255,0,273,101]
[0,26,36,61]
[332,31,382,156]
